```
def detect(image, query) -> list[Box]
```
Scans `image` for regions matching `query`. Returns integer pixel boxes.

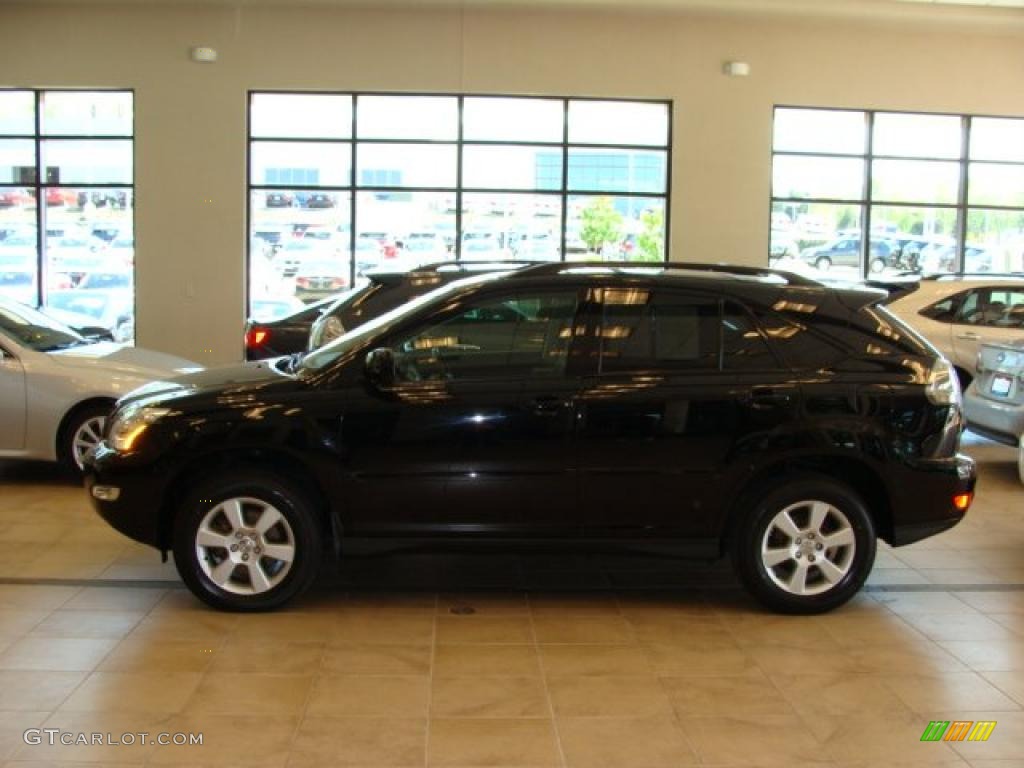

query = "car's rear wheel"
[814,256,832,271]
[869,256,886,274]
[173,473,322,611]
[61,403,112,472]
[731,476,876,614]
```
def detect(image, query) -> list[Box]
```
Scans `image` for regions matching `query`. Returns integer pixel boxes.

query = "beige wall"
[1,2,1022,364]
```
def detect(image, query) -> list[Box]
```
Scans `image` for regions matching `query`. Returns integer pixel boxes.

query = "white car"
[0,298,200,470]
[886,275,1024,387]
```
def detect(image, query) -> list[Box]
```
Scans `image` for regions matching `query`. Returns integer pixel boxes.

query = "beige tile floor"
[0,434,1021,767]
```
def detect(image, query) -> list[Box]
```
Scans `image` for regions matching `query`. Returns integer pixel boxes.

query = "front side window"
[394,292,578,382]
[0,90,134,342]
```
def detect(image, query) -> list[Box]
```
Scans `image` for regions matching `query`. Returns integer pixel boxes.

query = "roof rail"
[922,271,1024,281]
[507,260,821,287]
[408,259,547,273]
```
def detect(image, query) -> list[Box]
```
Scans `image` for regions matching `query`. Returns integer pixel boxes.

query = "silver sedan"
[0,297,200,470]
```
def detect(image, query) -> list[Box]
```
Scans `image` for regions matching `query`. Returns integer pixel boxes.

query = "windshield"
[300,272,502,372]
[0,300,87,351]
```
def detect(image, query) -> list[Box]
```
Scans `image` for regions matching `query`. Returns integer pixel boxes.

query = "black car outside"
[244,261,541,361]
[88,262,975,614]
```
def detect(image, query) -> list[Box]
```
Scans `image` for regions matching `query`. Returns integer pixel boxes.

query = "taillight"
[246,327,269,348]
[925,357,961,407]
[296,277,310,287]
[330,278,346,288]
[953,492,972,511]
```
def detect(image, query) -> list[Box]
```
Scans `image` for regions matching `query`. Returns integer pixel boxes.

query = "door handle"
[746,387,793,409]
[956,332,981,340]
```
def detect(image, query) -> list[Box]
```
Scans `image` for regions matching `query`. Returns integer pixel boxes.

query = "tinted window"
[394,292,577,382]
[723,303,775,370]
[958,287,1024,327]
[920,291,966,322]
[751,311,846,371]
[596,288,719,373]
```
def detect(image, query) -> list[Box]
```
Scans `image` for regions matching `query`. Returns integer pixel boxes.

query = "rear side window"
[750,310,847,371]
[919,290,966,322]
[956,287,1024,328]
[595,288,719,373]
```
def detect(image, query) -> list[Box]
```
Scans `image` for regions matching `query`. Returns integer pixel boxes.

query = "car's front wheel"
[173,473,323,611]
[732,476,876,614]
[814,256,832,271]
[61,402,112,472]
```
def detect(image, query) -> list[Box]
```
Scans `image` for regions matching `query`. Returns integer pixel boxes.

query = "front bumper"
[84,442,169,551]
[889,453,977,547]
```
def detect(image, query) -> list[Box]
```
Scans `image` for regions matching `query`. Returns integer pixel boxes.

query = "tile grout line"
[425,592,438,768]
[529,593,570,768]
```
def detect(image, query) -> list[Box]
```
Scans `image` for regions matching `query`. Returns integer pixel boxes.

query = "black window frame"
[246,91,673,317]
[0,87,135,310]
[770,105,1024,279]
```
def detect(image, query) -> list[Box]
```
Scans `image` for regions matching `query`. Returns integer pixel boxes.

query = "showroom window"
[0,89,135,342]
[770,107,1024,280]
[247,93,671,317]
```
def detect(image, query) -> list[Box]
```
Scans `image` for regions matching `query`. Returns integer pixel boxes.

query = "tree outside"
[635,207,664,261]
[580,196,624,255]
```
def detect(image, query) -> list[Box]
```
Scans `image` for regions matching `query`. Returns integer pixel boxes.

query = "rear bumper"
[965,391,1024,447]
[889,453,976,547]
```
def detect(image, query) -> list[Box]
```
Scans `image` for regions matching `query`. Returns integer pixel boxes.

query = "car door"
[338,287,584,537]
[0,340,27,451]
[576,285,742,545]
[951,286,1024,373]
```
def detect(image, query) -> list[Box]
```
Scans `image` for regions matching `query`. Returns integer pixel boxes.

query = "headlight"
[108,406,170,452]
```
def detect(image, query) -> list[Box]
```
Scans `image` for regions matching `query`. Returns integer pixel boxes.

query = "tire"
[173,472,323,611]
[60,402,112,472]
[869,257,886,274]
[731,475,876,614]
[814,256,832,271]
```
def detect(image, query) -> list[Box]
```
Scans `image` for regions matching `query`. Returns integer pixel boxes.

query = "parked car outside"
[800,237,891,273]
[87,262,974,613]
[244,296,338,360]
[293,259,350,302]
[45,289,135,343]
[306,261,536,351]
[0,297,199,470]
[885,275,1024,388]
[964,339,1024,483]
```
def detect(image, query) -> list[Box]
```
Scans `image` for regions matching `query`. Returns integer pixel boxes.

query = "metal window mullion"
[33,90,43,308]
[957,117,971,273]
[349,97,358,287]
[663,101,673,263]
[455,95,464,262]
[861,111,874,280]
[560,99,569,262]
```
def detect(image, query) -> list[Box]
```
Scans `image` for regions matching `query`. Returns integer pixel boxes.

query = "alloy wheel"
[72,415,106,470]
[760,499,856,596]
[195,497,296,595]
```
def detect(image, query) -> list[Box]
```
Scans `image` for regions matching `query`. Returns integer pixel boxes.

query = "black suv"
[244,261,535,360]
[86,262,976,613]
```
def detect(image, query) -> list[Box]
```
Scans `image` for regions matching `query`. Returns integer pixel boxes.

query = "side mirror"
[364,347,396,390]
